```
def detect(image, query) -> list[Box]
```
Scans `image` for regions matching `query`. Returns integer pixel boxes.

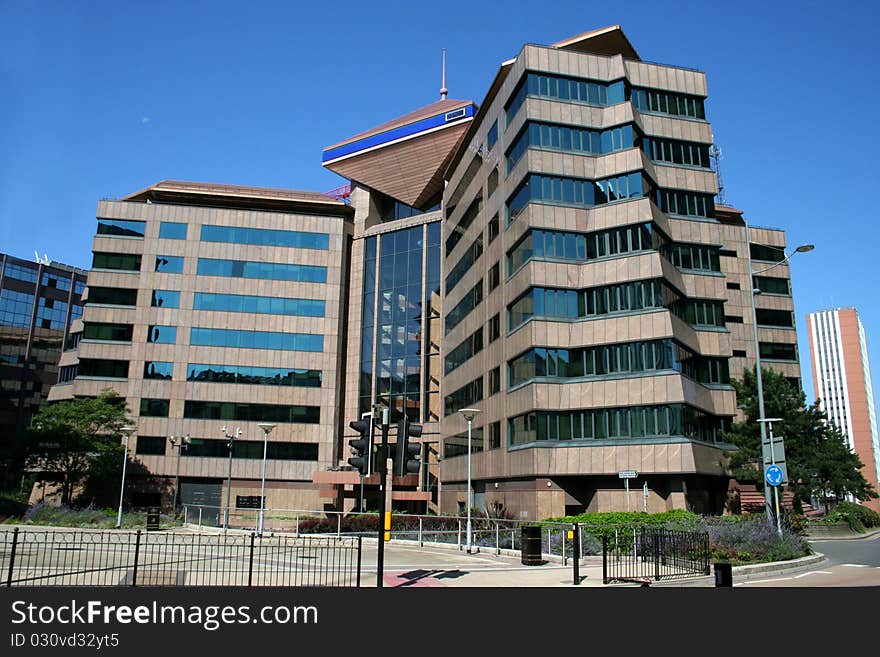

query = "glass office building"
[0,253,86,488]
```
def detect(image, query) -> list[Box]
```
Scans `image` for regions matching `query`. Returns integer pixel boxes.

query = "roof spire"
[440,48,448,100]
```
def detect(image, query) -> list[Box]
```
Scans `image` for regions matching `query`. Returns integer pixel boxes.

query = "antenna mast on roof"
[440,49,448,100]
[710,142,727,206]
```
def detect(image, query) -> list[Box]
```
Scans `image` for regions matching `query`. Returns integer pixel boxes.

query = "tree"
[25,390,132,506]
[724,367,878,512]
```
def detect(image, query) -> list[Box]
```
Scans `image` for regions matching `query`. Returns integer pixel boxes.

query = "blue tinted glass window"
[487,120,498,149]
[41,271,72,292]
[507,404,727,446]
[151,289,180,308]
[3,262,39,283]
[147,325,177,344]
[445,280,483,335]
[446,197,481,256]
[607,81,625,105]
[506,178,532,224]
[192,292,324,317]
[443,377,484,416]
[189,328,323,352]
[155,256,184,273]
[187,363,322,387]
[631,87,706,119]
[200,225,328,250]
[144,361,173,380]
[507,172,646,224]
[159,222,188,240]
[508,72,626,119]
[506,121,636,172]
[36,296,69,330]
[196,258,327,283]
[0,288,35,328]
[96,218,146,238]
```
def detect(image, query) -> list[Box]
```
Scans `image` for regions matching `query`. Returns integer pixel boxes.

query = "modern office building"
[47,25,805,520]
[0,253,87,488]
[807,308,880,512]
[48,181,353,517]
[433,26,802,518]
[316,95,477,511]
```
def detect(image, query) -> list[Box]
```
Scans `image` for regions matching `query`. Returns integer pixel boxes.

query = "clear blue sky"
[2,0,879,409]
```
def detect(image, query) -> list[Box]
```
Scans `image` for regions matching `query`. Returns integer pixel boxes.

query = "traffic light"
[348,418,374,475]
[395,416,422,477]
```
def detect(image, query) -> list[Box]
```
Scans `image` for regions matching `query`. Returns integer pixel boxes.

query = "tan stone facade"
[437,31,802,519]
[49,182,353,518]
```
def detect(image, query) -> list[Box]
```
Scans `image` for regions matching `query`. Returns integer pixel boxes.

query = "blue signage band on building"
[322,104,476,164]
[765,464,784,487]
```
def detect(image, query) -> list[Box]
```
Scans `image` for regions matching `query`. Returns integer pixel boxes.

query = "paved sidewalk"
[371,561,606,588]
[358,538,831,588]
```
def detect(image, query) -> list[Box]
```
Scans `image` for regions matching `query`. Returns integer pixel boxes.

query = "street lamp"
[256,423,276,536]
[115,425,137,529]
[169,434,191,514]
[457,408,481,554]
[745,221,813,530]
[222,426,242,531]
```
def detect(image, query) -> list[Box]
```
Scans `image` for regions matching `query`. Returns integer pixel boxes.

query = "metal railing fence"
[602,526,710,584]
[1,527,361,588]
[182,504,607,563]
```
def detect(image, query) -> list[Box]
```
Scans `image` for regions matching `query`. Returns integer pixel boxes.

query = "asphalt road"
[736,533,880,587]
[810,534,880,566]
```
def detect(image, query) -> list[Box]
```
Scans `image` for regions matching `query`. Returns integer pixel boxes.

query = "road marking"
[793,570,831,578]
[363,565,570,572]
[388,546,503,564]
[842,563,869,568]
[741,577,791,584]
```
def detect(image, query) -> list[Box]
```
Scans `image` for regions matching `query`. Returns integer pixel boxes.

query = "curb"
[732,552,825,579]
[807,527,880,542]
[648,553,827,587]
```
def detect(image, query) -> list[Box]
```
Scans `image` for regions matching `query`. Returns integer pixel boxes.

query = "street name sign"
[618,470,638,479]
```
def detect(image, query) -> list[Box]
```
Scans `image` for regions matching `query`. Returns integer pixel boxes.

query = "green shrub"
[539,510,705,551]
[705,515,810,564]
[0,495,28,522]
[826,501,880,532]
[541,509,810,564]
[14,504,180,529]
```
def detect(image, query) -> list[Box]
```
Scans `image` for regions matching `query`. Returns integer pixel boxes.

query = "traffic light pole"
[376,408,389,588]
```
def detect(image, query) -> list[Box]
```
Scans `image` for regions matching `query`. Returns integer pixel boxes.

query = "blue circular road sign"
[765,465,784,486]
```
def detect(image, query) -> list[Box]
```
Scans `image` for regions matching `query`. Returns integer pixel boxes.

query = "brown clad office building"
[48,26,802,521]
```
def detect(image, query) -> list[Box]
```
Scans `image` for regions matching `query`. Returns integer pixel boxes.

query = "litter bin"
[521,525,543,565]
[714,562,732,587]
[146,507,161,531]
